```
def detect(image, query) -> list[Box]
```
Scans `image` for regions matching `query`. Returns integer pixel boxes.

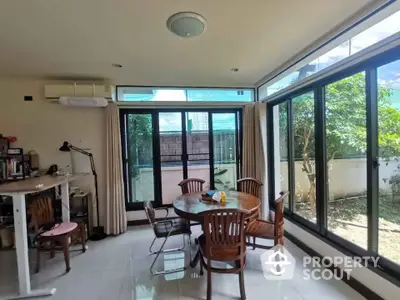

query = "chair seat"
[40,222,78,237]
[246,220,281,238]
[154,218,191,238]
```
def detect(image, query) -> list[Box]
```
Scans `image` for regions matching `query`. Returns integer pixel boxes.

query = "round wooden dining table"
[173,191,260,268]
[173,190,261,222]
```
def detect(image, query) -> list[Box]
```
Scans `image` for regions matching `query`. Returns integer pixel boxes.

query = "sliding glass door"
[120,109,241,209]
[377,59,400,265]
[121,112,155,206]
[159,112,184,205]
[292,91,316,223]
[186,112,211,190]
[212,113,240,191]
[325,72,368,250]
[267,46,400,276]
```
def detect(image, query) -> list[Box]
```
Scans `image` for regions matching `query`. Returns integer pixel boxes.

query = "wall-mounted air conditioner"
[44,83,115,107]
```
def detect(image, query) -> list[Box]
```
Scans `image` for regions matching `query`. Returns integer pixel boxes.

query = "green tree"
[290,72,400,212]
[127,114,152,179]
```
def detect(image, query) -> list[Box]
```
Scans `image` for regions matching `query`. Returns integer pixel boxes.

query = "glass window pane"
[325,72,367,250]
[126,113,154,203]
[378,59,400,264]
[212,113,238,191]
[118,87,186,101]
[186,112,210,189]
[273,102,289,208]
[351,11,400,55]
[159,112,184,204]
[118,87,254,102]
[187,89,253,102]
[292,91,316,222]
[260,9,400,98]
[266,72,299,96]
[311,41,351,73]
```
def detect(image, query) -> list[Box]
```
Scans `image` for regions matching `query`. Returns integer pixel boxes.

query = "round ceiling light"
[167,12,206,38]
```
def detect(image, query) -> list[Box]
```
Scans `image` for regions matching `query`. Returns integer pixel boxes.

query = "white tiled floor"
[0,226,367,300]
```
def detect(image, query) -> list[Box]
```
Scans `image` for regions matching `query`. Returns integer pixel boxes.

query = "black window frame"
[120,108,243,211]
[266,44,400,282]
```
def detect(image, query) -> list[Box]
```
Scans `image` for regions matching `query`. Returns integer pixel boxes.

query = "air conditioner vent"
[45,84,115,102]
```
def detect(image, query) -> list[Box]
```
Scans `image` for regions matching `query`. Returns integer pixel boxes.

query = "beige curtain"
[242,102,268,217]
[105,103,127,235]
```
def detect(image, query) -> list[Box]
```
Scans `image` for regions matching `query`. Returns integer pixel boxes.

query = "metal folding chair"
[144,201,192,275]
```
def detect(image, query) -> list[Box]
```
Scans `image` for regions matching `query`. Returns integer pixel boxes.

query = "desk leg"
[61,182,70,222]
[6,194,56,299]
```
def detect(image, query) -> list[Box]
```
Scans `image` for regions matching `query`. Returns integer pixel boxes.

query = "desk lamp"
[59,141,106,241]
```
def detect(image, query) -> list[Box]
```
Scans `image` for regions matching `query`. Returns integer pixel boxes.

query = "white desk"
[0,174,86,299]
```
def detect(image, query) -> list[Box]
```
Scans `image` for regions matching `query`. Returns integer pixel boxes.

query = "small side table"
[70,192,90,242]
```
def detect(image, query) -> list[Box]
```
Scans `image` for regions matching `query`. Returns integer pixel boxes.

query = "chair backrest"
[143,201,156,226]
[237,177,263,198]
[29,197,54,233]
[200,209,247,262]
[178,178,205,194]
[273,191,289,235]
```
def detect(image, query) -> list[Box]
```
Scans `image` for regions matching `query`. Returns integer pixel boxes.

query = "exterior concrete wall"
[278,158,398,200]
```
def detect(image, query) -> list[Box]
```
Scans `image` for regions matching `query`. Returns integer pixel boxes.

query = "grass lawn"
[295,195,400,264]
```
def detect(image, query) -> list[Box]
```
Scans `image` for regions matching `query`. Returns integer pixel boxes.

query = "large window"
[120,109,242,209]
[117,87,254,102]
[267,44,400,277]
[260,8,400,98]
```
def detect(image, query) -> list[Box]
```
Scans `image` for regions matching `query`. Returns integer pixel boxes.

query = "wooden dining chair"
[237,177,263,198]
[178,178,205,194]
[237,177,263,243]
[198,209,247,300]
[245,191,289,250]
[178,178,205,232]
[29,196,86,273]
[237,177,263,221]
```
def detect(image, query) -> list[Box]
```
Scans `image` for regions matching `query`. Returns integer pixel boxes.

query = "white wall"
[278,158,398,200]
[0,78,106,226]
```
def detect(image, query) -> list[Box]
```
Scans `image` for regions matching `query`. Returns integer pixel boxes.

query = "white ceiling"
[0,0,376,87]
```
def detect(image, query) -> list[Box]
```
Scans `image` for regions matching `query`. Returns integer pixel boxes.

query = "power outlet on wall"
[24,96,33,101]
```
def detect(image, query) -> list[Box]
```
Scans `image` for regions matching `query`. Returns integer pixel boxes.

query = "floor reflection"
[134,284,155,300]
[132,250,189,300]
[0,226,366,300]
[163,252,185,281]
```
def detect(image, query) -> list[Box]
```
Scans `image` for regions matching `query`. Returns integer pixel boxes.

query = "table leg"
[4,194,56,300]
[61,182,70,222]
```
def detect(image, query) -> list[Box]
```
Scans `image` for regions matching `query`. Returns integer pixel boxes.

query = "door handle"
[373,158,380,168]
